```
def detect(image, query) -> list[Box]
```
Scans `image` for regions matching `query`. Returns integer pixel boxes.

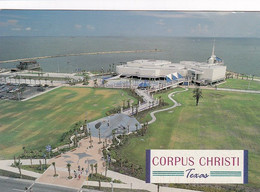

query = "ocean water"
[0,36,259,76]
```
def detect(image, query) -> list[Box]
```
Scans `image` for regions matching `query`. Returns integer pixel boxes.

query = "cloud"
[132,11,233,19]
[25,27,31,31]
[74,24,82,29]
[155,19,165,25]
[0,19,18,27]
[86,25,95,30]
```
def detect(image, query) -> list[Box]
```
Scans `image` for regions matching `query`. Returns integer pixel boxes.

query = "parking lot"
[0,83,54,100]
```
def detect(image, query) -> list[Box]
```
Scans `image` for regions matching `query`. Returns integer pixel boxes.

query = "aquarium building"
[116,45,226,85]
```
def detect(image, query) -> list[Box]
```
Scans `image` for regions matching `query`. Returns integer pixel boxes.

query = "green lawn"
[0,87,137,159]
[116,88,260,187]
[218,79,260,90]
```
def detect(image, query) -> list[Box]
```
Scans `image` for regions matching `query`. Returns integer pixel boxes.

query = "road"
[0,176,101,192]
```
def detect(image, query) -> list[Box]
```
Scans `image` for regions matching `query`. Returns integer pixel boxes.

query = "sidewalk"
[85,170,198,192]
[0,159,44,178]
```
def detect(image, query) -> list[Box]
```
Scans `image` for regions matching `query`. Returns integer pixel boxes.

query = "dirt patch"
[2,145,22,157]
[94,89,116,99]
[65,88,92,102]
[208,93,225,98]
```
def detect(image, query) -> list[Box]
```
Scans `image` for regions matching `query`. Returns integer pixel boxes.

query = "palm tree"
[98,128,101,143]
[94,163,98,174]
[158,96,162,106]
[22,146,26,154]
[29,152,33,166]
[112,63,115,72]
[135,123,139,131]
[52,162,58,176]
[39,160,42,171]
[103,80,108,87]
[66,163,72,179]
[14,159,22,178]
[94,79,98,88]
[193,88,203,106]
[90,164,94,175]
[122,99,125,108]
[127,99,130,108]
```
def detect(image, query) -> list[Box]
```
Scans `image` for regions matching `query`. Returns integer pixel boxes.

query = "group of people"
[74,165,88,180]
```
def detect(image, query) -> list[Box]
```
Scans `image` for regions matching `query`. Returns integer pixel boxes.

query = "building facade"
[116,44,226,85]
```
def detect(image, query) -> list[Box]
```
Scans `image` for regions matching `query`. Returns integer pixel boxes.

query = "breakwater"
[0,49,161,64]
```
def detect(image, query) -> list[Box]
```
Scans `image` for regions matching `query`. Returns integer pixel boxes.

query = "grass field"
[117,88,260,187]
[0,87,137,159]
[218,79,260,90]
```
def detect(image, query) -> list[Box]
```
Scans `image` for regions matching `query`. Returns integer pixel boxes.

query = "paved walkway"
[36,137,105,190]
[0,159,45,179]
[22,85,63,101]
[147,88,188,125]
[216,87,260,94]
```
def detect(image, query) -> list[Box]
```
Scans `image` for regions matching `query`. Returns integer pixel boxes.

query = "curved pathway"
[146,88,188,125]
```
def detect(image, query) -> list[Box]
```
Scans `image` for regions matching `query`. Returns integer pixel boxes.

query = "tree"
[22,146,26,154]
[193,88,203,106]
[90,164,94,175]
[29,151,33,166]
[39,160,42,171]
[94,79,98,88]
[98,128,101,144]
[14,158,22,178]
[122,99,125,108]
[66,163,72,179]
[135,123,139,131]
[127,99,130,108]
[83,74,90,85]
[94,163,98,174]
[52,162,58,177]
[158,96,162,106]
[84,120,88,137]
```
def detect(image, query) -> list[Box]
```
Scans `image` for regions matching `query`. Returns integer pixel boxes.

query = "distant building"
[17,61,41,71]
[116,42,226,85]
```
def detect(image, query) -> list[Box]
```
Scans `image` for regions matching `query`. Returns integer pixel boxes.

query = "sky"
[1,10,260,37]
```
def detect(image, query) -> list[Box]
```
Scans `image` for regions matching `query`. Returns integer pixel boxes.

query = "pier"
[0,49,161,64]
